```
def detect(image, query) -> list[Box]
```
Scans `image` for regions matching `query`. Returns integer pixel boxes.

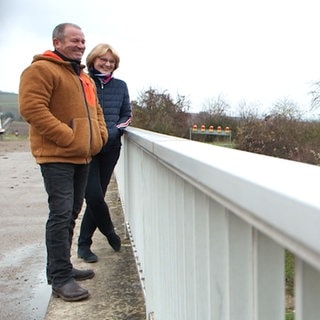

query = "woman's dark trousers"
[78,146,121,249]
[40,163,89,287]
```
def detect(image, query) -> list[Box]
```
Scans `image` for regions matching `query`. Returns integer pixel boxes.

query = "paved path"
[0,140,146,320]
[0,146,51,320]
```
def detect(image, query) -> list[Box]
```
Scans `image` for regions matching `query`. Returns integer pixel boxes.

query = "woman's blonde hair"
[86,43,120,71]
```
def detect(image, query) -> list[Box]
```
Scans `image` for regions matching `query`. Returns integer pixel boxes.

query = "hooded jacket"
[19,51,108,164]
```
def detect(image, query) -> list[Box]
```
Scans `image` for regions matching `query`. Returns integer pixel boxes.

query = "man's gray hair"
[52,23,81,40]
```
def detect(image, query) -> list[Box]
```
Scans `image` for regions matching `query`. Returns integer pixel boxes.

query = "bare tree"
[131,87,191,138]
[309,80,320,110]
[201,94,230,117]
[237,100,260,122]
[268,97,303,120]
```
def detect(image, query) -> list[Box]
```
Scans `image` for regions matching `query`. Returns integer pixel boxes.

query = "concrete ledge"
[45,176,146,319]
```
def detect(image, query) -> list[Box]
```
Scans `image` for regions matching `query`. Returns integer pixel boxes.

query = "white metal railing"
[115,127,320,320]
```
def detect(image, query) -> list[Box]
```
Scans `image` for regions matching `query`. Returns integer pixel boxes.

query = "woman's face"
[93,50,116,75]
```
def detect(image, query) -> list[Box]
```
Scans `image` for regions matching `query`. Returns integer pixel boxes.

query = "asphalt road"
[0,139,51,320]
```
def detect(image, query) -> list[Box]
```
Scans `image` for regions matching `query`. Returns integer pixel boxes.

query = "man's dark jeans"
[40,162,89,287]
[78,146,121,248]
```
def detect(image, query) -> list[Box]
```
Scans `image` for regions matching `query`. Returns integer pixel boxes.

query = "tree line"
[131,87,320,165]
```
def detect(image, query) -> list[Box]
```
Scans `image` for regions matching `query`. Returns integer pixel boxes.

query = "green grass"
[285,250,295,319]
[0,134,28,141]
[285,251,295,297]
[208,141,235,148]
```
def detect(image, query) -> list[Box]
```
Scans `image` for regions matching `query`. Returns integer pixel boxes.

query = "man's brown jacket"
[19,50,108,164]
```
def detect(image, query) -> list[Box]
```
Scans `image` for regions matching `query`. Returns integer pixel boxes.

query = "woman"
[77,43,132,262]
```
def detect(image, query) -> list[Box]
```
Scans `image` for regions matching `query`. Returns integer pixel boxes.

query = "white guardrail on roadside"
[115,126,320,320]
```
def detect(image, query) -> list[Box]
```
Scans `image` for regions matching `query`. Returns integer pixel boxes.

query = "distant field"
[0,91,19,120]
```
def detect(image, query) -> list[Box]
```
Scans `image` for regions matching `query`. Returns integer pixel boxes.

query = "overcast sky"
[1,0,320,115]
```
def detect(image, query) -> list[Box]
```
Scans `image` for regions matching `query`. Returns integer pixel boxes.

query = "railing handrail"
[115,127,320,319]
[119,127,320,271]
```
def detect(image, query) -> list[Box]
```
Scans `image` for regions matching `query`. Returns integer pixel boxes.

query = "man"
[19,23,108,302]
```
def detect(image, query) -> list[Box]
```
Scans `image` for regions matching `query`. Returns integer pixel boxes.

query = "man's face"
[54,26,86,61]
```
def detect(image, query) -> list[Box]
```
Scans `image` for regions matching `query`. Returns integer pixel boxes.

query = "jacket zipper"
[100,82,105,109]
[79,76,92,162]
